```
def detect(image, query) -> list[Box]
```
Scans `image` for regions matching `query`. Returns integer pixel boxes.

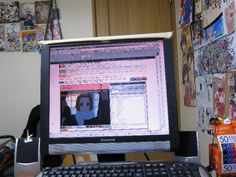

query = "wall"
[174,0,213,168]
[0,0,93,138]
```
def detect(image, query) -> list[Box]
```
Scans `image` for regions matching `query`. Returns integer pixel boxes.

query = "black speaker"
[174,131,200,163]
[14,137,41,177]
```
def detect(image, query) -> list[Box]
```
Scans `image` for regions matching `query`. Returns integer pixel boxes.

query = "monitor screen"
[40,33,179,155]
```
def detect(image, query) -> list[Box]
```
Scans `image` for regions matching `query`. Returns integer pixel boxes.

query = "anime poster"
[180,26,197,107]
[0,24,5,51]
[179,0,193,28]
[36,24,46,41]
[191,16,204,49]
[195,33,236,76]
[195,0,202,14]
[0,2,19,23]
[196,75,213,133]
[223,1,235,35]
[225,72,236,120]
[21,30,38,52]
[35,1,50,24]
[213,73,226,118]
[19,2,35,30]
[203,15,224,43]
[202,0,222,28]
[52,20,61,40]
[5,23,21,52]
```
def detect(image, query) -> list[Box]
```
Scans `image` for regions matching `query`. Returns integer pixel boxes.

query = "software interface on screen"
[48,40,169,140]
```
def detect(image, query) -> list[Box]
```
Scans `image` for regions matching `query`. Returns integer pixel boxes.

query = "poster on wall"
[179,0,193,28]
[202,0,222,28]
[191,16,204,49]
[196,75,213,134]
[225,72,236,120]
[203,15,224,43]
[19,2,35,30]
[36,24,46,41]
[0,1,19,23]
[21,30,38,52]
[195,33,236,76]
[180,26,197,107]
[5,23,21,52]
[223,0,235,35]
[35,1,50,24]
[213,73,226,118]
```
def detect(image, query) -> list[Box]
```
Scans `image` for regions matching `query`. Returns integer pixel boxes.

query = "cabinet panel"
[93,0,172,36]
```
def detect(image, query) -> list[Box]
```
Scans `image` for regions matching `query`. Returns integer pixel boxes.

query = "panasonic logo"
[100,138,116,142]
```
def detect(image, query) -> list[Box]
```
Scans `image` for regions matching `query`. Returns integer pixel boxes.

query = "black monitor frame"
[40,34,179,156]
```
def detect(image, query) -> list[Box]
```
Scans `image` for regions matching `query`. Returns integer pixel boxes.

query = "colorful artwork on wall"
[195,33,236,76]
[179,0,193,28]
[0,0,62,52]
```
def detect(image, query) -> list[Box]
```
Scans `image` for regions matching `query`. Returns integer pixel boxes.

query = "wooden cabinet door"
[93,0,173,36]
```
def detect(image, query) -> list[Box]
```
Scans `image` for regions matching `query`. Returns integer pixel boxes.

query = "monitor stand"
[97,154,125,162]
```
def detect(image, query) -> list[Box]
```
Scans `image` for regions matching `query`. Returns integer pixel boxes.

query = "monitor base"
[97,154,125,162]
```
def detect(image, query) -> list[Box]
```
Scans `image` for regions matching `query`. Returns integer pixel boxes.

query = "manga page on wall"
[196,75,213,134]
[35,1,50,24]
[5,23,21,52]
[19,2,35,30]
[223,0,235,35]
[0,1,19,23]
[213,73,226,118]
[225,72,236,120]
[36,24,46,41]
[180,26,197,107]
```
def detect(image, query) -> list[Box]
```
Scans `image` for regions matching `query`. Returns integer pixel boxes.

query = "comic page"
[225,72,236,120]
[213,73,226,118]
[223,0,235,35]
[21,30,38,52]
[5,23,21,52]
[35,1,50,24]
[0,1,19,23]
[19,2,35,30]
[181,26,197,107]
[196,75,213,134]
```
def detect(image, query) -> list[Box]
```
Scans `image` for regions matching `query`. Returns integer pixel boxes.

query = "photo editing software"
[49,40,169,139]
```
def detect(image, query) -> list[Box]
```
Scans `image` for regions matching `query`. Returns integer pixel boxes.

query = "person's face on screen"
[79,97,91,112]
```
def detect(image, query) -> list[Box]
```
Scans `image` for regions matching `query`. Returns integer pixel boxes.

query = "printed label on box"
[218,135,236,174]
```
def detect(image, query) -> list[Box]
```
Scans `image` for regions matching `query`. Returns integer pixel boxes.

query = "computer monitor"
[40,33,179,157]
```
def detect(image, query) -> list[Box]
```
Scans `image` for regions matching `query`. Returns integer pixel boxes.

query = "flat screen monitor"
[40,33,179,156]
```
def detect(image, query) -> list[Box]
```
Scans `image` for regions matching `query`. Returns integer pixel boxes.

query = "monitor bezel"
[40,36,179,155]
